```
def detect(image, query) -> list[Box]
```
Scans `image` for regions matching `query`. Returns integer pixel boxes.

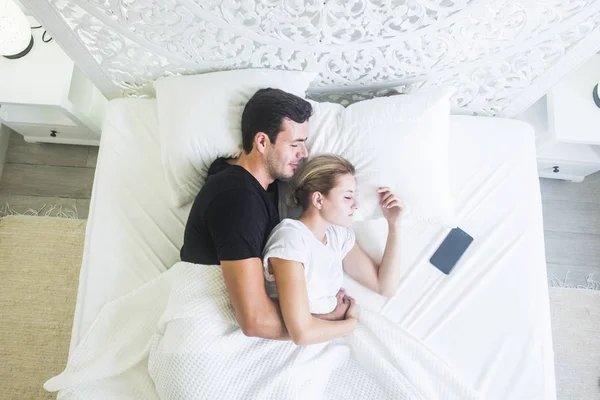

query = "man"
[181,88,350,339]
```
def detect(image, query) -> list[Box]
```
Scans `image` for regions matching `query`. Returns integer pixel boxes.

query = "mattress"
[67,98,556,400]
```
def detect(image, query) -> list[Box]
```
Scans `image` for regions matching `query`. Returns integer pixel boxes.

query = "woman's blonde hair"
[290,154,355,210]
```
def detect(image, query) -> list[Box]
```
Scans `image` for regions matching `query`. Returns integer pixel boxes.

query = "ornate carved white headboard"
[23,0,600,117]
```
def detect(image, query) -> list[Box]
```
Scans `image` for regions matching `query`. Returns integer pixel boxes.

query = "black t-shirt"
[180,158,279,265]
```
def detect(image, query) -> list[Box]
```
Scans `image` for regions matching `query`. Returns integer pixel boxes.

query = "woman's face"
[320,173,359,227]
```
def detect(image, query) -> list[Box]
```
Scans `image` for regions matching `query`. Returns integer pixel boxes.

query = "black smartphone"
[429,227,473,275]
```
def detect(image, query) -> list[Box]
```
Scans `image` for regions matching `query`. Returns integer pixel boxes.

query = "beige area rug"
[0,215,598,399]
[550,287,600,400]
[0,215,85,400]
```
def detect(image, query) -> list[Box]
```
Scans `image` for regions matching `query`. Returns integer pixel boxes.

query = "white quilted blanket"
[45,262,479,400]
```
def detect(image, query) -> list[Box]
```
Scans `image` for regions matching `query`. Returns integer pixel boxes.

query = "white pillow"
[156,69,317,207]
[305,87,457,227]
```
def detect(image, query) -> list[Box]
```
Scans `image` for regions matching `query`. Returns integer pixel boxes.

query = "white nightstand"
[517,55,600,182]
[0,17,108,146]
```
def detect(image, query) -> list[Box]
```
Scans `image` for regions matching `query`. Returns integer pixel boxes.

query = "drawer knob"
[553,166,559,173]
[50,130,57,137]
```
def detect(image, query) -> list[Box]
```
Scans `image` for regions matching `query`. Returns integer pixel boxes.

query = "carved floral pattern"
[44,0,600,115]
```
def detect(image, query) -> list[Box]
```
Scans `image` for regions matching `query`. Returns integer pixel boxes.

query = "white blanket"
[45,262,480,400]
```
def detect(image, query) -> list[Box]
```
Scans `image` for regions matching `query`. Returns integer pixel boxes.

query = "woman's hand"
[345,297,359,321]
[377,187,404,226]
[313,288,350,321]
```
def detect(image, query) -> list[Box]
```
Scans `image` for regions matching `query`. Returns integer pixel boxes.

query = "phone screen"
[429,227,473,275]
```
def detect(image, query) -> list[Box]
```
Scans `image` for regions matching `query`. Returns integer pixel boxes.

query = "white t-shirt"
[262,219,356,314]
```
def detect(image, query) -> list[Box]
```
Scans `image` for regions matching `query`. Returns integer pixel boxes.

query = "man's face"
[265,118,309,181]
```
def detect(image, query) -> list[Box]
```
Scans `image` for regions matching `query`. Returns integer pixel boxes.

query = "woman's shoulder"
[263,219,310,262]
[269,219,309,239]
[327,224,354,238]
[274,218,304,230]
[327,225,356,253]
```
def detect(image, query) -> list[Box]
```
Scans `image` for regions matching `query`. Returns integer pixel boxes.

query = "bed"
[65,98,556,399]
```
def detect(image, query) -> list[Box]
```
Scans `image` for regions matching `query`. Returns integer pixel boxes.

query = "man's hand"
[312,288,351,321]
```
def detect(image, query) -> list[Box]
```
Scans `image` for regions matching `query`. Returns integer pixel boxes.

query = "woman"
[263,154,403,345]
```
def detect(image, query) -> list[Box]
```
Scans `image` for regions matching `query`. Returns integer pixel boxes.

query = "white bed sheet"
[67,98,556,400]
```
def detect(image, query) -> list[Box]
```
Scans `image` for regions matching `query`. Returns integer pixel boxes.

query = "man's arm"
[205,189,288,339]
[221,258,289,340]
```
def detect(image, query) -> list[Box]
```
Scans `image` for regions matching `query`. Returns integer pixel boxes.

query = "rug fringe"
[549,272,600,291]
[0,203,80,219]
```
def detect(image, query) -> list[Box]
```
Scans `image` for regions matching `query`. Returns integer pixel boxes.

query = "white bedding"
[48,262,479,399]
[66,98,556,399]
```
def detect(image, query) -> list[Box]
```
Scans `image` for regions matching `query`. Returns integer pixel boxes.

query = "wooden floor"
[0,131,598,287]
[541,173,600,288]
[0,132,97,219]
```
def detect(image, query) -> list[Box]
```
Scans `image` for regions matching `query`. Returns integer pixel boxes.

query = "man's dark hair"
[241,88,313,154]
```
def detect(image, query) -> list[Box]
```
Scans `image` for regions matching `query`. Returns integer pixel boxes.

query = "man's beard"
[266,153,292,181]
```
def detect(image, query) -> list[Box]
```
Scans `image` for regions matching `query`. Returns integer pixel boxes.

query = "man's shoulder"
[201,182,257,207]
[202,183,265,219]
[194,159,272,219]
[207,157,231,175]
[212,186,261,204]
[203,166,256,196]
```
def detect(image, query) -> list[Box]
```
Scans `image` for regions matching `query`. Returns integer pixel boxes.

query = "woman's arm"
[270,257,357,345]
[342,224,401,297]
[342,188,403,297]
[312,288,350,321]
